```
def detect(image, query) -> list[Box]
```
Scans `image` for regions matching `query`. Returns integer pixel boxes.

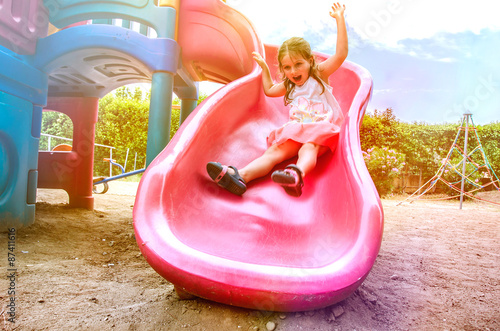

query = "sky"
[201,0,500,125]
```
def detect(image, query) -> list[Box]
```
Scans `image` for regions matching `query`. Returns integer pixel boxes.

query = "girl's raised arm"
[252,51,286,97]
[318,3,348,81]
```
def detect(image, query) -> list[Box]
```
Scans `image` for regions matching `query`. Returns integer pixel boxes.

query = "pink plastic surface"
[177,0,258,84]
[134,52,381,311]
[0,0,49,54]
[133,1,383,311]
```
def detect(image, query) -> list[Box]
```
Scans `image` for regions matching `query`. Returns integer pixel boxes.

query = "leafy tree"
[476,122,500,177]
[94,87,208,176]
[40,111,73,151]
[360,109,500,194]
[363,147,405,196]
[395,122,458,178]
[94,87,149,175]
[360,108,401,151]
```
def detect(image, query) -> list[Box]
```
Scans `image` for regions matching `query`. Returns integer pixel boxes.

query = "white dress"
[267,77,344,151]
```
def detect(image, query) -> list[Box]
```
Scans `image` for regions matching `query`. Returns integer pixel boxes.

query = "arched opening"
[40,110,74,151]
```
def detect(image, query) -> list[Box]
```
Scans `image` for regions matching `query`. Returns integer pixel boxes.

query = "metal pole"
[109,148,113,178]
[124,148,129,173]
[459,112,471,209]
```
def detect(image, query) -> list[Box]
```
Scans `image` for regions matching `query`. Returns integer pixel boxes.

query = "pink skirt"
[267,121,341,151]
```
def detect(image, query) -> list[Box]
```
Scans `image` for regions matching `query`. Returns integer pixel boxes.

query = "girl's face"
[281,53,312,87]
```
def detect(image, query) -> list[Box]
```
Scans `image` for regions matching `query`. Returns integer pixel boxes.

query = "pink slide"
[133,0,383,312]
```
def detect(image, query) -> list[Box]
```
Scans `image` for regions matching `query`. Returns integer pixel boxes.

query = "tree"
[94,87,149,175]
[94,87,209,176]
[476,122,500,175]
[360,109,500,193]
[360,108,401,152]
[40,111,73,151]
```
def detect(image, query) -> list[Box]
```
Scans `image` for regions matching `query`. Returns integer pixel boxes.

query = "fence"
[40,133,144,177]
[393,168,436,194]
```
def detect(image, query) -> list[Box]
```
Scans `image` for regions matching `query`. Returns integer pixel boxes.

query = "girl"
[207,2,347,197]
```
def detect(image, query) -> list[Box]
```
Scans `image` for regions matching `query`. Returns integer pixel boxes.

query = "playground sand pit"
[1,181,499,330]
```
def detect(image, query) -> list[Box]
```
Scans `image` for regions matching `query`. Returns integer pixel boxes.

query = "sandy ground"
[1,181,499,331]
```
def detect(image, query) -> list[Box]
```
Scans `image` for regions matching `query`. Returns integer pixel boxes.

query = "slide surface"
[134,1,383,312]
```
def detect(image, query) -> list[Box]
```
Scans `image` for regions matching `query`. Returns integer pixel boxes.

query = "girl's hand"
[252,51,266,68]
[329,2,345,20]
[318,2,347,81]
[252,51,285,97]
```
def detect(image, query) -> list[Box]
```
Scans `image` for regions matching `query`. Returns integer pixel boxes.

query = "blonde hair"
[278,37,325,106]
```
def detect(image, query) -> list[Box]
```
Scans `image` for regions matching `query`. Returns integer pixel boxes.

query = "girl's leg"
[238,140,302,183]
[270,143,329,197]
[296,143,329,177]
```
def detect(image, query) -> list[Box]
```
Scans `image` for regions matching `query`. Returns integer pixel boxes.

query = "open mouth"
[292,75,302,84]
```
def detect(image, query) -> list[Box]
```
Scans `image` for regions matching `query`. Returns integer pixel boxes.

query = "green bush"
[42,88,499,189]
[362,147,406,197]
[94,87,208,176]
[360,109,500,196]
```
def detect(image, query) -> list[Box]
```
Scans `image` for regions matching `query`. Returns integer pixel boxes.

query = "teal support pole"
[178,83,199,125]
[180,98,198,125]
[143,4,178,167]
[146,72,174,166]
[139,24,148,36]
[121,19,131,29]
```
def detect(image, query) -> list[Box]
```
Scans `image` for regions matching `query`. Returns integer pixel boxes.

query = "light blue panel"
[31,24,180,98]
[33,25,179,73]
[0,91,39,228]
[44,0,176,38]
[0,45,48,105]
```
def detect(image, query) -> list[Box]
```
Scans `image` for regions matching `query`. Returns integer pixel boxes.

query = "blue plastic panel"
[0,45,48,105]
[0,91,41,228]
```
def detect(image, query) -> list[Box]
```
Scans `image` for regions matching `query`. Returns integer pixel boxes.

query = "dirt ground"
[1,181,499,331]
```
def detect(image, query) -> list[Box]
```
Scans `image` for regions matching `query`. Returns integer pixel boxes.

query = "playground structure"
[1,0,382,312]
[398,111,500,208]
[1,0,197,225]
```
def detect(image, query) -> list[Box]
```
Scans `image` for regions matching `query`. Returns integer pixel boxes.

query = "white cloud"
[227,0,339,43]
[223,0,500,124]
[437,57,456,63]
[227,0,500,48]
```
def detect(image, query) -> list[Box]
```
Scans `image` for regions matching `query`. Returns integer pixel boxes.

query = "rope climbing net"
[398,113,500,207]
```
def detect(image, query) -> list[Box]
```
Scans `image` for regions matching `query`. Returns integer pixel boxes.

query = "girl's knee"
[266,141,300,161]
[299,142,321,155]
